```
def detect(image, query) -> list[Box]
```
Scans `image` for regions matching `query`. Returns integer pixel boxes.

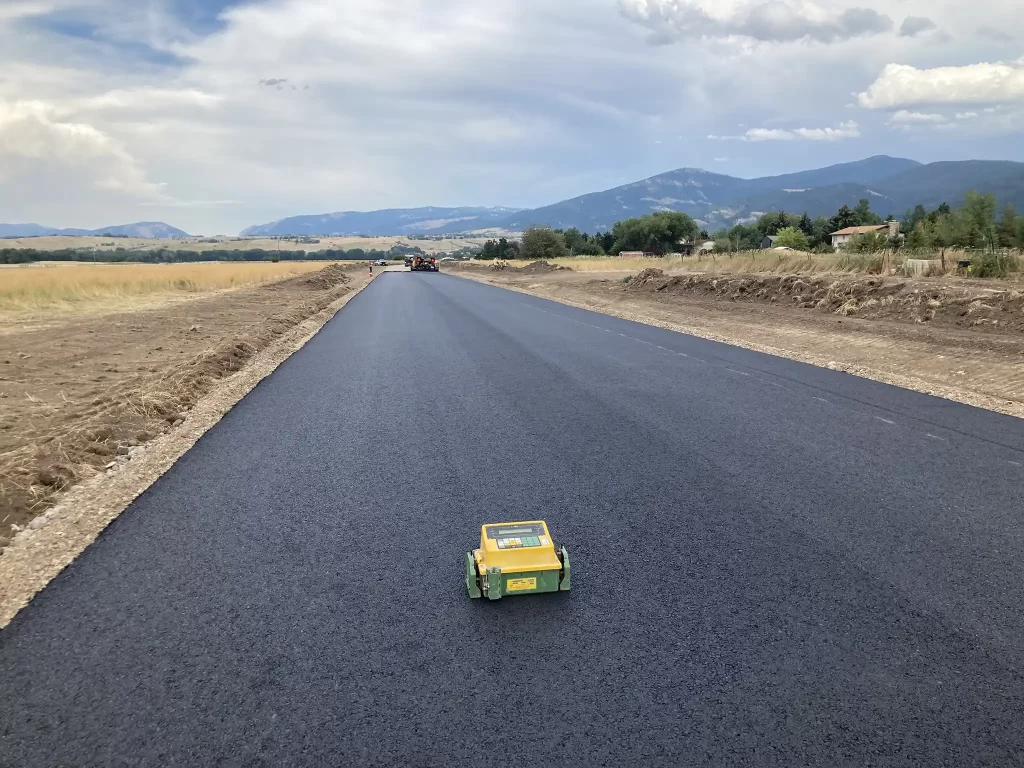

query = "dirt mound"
[623,272,1024,333]
[291,263,352,290]
[489,260,566,274]
[519,260,566,274]
[630,268,666,286]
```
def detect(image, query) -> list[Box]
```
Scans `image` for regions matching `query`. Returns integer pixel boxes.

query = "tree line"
[480,211,705,261]
[477,190,1024,263]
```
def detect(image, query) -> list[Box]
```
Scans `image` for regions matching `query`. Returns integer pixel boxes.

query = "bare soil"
[0,264,359,548]
[627,268,1024,334]
[451,263,1024,418]
[491,260,568,274]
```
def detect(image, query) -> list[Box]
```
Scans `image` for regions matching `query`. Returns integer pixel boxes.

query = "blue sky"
[1,0,1022,234]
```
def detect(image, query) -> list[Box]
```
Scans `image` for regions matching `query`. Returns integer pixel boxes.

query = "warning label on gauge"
[506,577,537,591]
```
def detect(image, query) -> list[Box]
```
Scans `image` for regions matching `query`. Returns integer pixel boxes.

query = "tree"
[996,204,1017,248]
[809,216,831,249]
[797,212,814,237]
[599,231,616,253]
[903,204,928,233]
[562,227,586,254]
[609,211,699,255]
[520,227,568,260]
[906,222,933,251]
[727,223,758,250]
[773,227,810,250]
[479,237,520,260]
[853,198,882,226]
[962,190,998,250]
[573,239,605,256]
[828,205,858,234]
[757,211,791,237]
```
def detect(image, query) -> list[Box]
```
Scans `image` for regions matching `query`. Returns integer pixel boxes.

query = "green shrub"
[968,251,1020,278]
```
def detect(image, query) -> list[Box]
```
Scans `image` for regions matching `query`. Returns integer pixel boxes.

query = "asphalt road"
[2,272,1023,767]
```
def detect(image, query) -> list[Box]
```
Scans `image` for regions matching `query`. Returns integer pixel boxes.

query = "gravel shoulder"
[451,264,1024,419]
[0,266,373,625]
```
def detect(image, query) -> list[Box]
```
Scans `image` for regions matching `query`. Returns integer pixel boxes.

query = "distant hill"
[742,155,923,192]
[241,207,522,237]
[500,168,754,233]
[0,221,189,239]
[865,161,1024,212]
[495,156,1024,231]
[498,156,924,231]
[236,156,1024,237]
[92,222,190,238]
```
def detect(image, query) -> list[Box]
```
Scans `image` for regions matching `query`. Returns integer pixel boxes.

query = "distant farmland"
[0,235,499,255]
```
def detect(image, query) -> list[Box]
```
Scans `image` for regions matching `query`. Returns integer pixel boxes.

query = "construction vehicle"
[409,255,439,272]
[466,521,570,600]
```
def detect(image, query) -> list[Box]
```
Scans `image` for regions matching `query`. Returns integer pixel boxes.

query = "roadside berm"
[627,269,1024,333]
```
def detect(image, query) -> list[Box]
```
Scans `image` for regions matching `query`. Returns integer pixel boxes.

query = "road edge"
[452,271,1024,420]
[0,273,376,628]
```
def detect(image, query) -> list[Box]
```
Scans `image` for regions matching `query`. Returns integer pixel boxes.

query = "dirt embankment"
[487,260,567,274]
[626,269,1024,334]
[0,264,356,550]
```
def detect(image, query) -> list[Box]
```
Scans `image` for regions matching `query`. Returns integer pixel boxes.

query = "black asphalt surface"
[2,272,1024,767]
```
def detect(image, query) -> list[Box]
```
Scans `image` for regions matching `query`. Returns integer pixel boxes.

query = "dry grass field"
[0,261,331,314]
[1,235,491,255]
[492,250,1022,279]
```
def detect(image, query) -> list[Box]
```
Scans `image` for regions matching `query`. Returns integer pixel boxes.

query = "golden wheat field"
[0,261,331,313]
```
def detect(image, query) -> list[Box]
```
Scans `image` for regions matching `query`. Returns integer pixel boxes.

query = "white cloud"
[792,121,861,140]
[956,111,978,119]
[0,99,165,198]
[74,88,223,114]
[0,2,58,21]
[618,0,893,44]
[745,127,796,141]
[712,120,860,141]
[858,58,1024,109]
[890,110,946,123]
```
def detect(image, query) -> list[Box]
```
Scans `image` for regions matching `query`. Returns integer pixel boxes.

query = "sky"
[1,0,1022,235]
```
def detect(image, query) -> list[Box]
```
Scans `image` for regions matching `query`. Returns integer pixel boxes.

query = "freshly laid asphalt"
[2,272,1024,766]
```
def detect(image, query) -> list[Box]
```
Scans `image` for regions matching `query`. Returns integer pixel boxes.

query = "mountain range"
[240,207,522,237]
[6,157,1024,240]
[0,221,189,239]
[242,156,1024,235]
